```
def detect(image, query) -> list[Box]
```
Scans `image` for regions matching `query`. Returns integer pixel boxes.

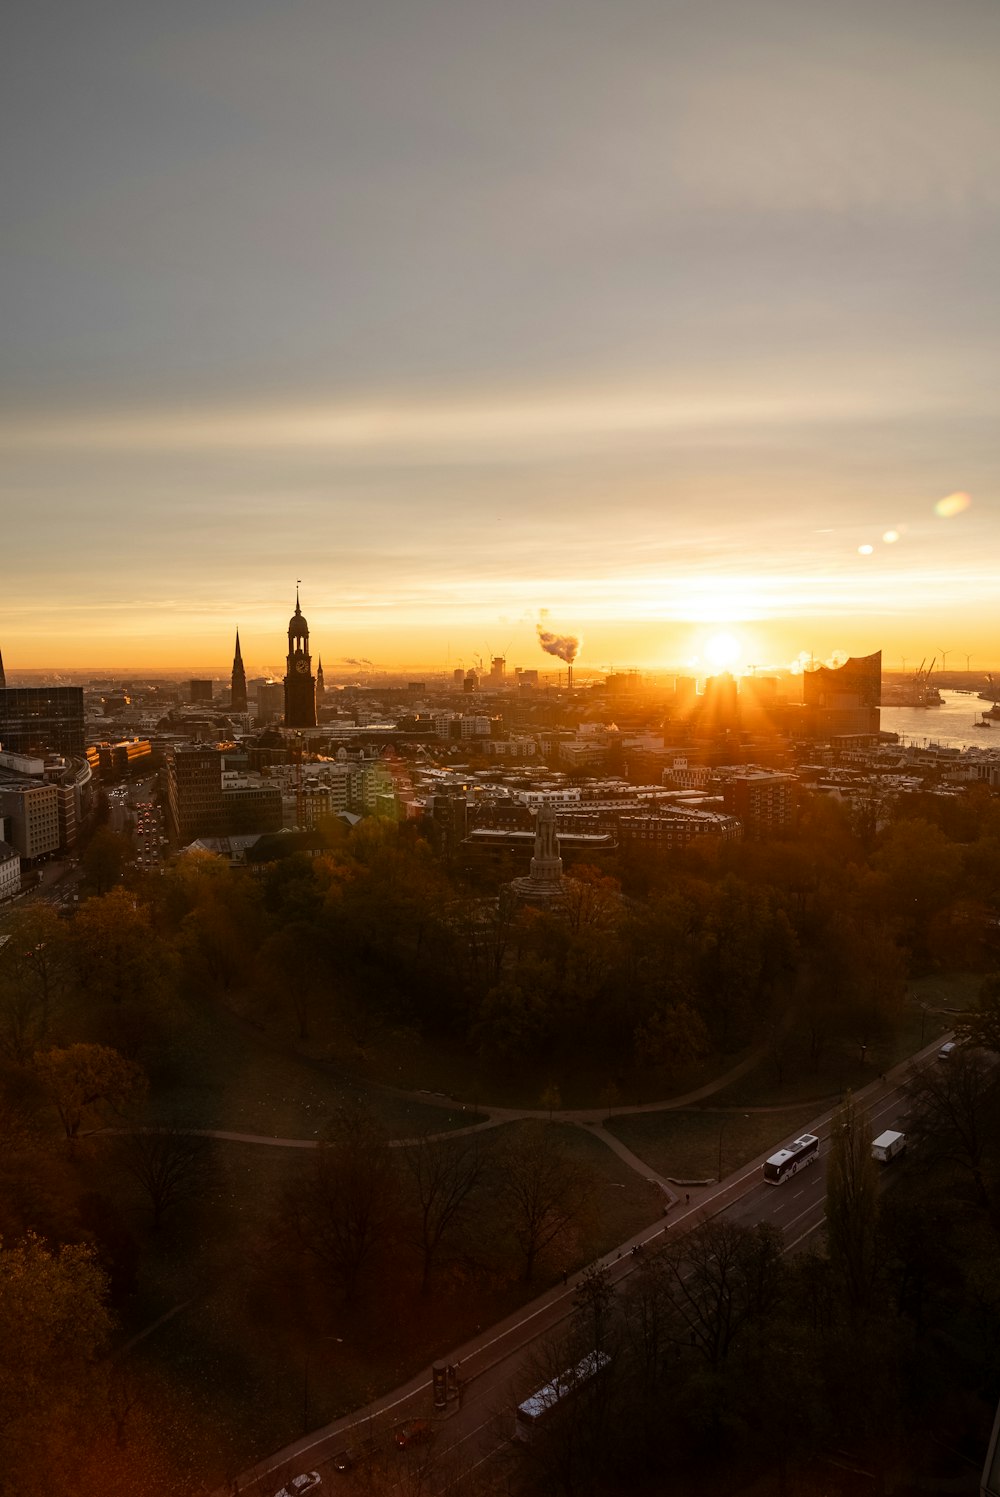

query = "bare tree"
[496,1124,593,1283]
[286,1104,401,1303]
[904,1048,1000,1220]
[639,1216,785,1370]
[399,1132,488,1293]
[825,1093,881,1312]
[116,1125,217,1231]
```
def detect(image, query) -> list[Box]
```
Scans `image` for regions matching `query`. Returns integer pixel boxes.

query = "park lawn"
[113,1121,660,1488]
[141,989,482,1140]
[605,1104,823,1182]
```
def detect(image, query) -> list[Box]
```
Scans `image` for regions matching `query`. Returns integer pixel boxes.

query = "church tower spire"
[230,629,247,714]
[283,584,317,728]
[0,647,5,689]
[316,656,326,702]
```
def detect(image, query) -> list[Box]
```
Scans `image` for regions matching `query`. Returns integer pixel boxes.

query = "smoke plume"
[537,626,581,665]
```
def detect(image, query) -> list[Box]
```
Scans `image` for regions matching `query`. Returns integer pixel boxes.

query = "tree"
[257,920,329,1040]
[399,1132,487,1293]
[572,1263,615,1354]
[825,1094,881,1312]
[34,1044,146,1140]
[116,1126,217,1231]
[286,1104,401,1303]
[0,905,69,1064]
[904,1048,1000,1220]
[957,974,1000,1054]
[70,889,166,1010]
[645,1216,785,1370]
[81,825,131,893]
[496,1123,593,1283]
[632,999,709,1074]
[0,1233,113,1449]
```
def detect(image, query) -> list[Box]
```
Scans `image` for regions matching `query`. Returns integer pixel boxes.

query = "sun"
[703,630,743,671]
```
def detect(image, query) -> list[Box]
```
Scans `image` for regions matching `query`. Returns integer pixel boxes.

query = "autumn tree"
[0,1233,113,1462]
[257,919,329,1040]
[81,825,131,894]
[34,1043,146,1140]
[0,905,71,1065]
[69,890,175,1059]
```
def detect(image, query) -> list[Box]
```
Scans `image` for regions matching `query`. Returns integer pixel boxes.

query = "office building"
[0,840,20,901]
[0,686,85,757]
[0,781,61,861]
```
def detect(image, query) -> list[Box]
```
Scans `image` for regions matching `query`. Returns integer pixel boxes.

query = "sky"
[2,0,998,677]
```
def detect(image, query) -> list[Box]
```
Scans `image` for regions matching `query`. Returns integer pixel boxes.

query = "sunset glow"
[1,3,997,673]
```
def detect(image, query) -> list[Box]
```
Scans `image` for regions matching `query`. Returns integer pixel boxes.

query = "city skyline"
[3,1,998,671]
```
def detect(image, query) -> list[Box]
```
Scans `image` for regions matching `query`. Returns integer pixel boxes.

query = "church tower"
[283,585,317,728]
[316,657,326,703]
[0,647,5,689]
[230,630,248,713]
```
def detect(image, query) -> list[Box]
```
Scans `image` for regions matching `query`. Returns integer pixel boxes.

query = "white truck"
[871,1129,906,1165]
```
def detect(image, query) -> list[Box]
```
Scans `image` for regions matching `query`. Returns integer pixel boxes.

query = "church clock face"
[295,658,308,674]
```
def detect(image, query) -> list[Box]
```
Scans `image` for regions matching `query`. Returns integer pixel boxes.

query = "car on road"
[395,1419,434,1450]
[938,1042,957,1061]
[272,1474,322,1497]
[332,1438,375,1472]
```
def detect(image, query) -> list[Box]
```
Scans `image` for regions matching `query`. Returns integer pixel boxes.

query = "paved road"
[215,1038,945,1497]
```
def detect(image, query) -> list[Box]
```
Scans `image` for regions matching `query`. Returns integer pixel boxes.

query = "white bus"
[762,1133,819,1184]
[514,1350,611,1442]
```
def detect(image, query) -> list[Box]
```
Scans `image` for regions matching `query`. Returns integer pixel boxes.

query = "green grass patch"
[606,1104,823,1181]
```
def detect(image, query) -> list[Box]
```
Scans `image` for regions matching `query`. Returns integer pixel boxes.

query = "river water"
[880,691,1000,751]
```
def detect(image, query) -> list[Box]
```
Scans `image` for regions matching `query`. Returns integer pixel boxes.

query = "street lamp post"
[718,1117,728,1183]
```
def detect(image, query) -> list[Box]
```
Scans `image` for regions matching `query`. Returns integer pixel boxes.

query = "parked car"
[395,1419,435,1450]
[333,1437,374,1472]
[938,1042,957,1061]
[273,1474,322,1497]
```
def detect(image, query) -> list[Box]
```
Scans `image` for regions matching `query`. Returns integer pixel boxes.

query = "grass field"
[605,1104,823,1181]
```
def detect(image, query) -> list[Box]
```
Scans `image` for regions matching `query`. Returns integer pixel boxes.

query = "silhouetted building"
[801,651,881,738]
[283,586,317,728]
[230,631,248,713]
[0,686,85,757]
[189,679,213,703]
[316,657,326,703]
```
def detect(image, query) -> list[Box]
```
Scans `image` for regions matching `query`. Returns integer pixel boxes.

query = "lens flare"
[934,491,971,518]
[882,530,899,543]
[858,544,874,555]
